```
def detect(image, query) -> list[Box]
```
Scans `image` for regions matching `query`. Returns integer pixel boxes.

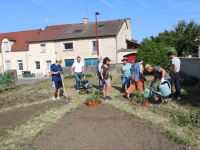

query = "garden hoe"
[61,74,70,104]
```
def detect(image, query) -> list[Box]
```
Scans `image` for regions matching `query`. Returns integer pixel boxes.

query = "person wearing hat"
[121,57,132,92]
[100,57,112,100]
[126,58,145,98]
[50,58,63,100]
[144,64,171,104]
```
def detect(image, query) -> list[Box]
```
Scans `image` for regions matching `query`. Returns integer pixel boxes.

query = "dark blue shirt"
[50,64,63,82]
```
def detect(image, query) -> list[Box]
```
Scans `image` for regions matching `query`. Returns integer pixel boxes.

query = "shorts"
[52,80,62,90]
[100,78,110,85]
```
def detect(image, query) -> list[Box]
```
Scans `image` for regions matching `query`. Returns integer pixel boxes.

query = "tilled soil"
[27,104,188,150]
[0,100,65,128]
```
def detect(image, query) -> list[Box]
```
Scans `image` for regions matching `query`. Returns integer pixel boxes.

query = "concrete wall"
[62,63,122,76]
[180,57,200,79]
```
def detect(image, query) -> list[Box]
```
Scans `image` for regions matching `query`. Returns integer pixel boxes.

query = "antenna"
[86,4,94,19]
[46,18,51,26]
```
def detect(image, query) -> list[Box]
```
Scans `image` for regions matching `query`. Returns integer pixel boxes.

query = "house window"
[92,41,97,53]
[98,25,104,29]
[35,61,40,69]
[4,42,9,52]
[41,44,46,53]
[84,58,98,66]
[5,61,11,70]
[65,59,74,67]
[64,43,73,50]
[17,60,23,70]
[46,61,51,68]
[66,30,83,34]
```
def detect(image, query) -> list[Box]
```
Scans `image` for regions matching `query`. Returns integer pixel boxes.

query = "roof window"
[53,28,58,31]
[98,25,104,29]
[66,30,83,34]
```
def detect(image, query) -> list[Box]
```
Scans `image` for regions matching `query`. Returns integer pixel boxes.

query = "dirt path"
[27,104,187,150]
[0,100,65,127]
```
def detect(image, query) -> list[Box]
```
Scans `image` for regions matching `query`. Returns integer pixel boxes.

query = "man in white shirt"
[71,56,84,92]
[167,52,181,100]
[96,56,103,89]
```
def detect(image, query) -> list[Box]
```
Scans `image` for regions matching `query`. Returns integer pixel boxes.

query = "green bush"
[0,72,13,85]
[85,90,101,103]
[137,41,177,72]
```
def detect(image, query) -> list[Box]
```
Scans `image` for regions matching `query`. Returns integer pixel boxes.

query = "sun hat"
[121,57,128,61]
[145,64,151,70]
[56,58,62,62]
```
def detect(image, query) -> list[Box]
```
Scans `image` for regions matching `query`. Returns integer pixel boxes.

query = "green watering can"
[144,80,171,98]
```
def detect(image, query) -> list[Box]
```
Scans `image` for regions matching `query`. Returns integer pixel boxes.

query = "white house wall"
[28,41,56,75]
[55,37,117,64]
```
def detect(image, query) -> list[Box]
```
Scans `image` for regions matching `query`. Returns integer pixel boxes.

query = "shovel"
[60,74,70,104]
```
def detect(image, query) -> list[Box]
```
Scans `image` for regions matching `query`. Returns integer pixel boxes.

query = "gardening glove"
[102,79,105,84]
[57,70,62,74]
[110,75,112,81]
[161,78,165,83]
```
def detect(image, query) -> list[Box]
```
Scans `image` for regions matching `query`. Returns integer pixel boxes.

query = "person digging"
[50,58,63,100]
[144,64,171,105]
[125,58,146,99]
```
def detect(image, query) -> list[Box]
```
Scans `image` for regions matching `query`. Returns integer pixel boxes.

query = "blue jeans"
[75,72,82,90]
[122,76,131,92]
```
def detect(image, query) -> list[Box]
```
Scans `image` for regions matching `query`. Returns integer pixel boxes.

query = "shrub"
[137,41,177,72]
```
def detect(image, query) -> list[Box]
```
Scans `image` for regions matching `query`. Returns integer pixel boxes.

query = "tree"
[137,41,177,72]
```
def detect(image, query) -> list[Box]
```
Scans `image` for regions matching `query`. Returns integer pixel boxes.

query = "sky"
[0,0,200,43]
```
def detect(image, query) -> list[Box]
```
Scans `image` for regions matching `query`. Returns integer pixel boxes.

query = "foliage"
[172,112,199,127]
[0,67,13,85]
[85,90,101,103]
[143,20,200,56]
[131,90,146,104]
[137,41,177,72]
[84,74,93,78]
[64,75,74,79]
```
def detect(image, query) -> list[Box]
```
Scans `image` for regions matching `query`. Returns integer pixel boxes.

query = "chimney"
[83,18,89,24]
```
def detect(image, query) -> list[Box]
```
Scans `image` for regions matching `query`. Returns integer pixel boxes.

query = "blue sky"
[1,0,200,42]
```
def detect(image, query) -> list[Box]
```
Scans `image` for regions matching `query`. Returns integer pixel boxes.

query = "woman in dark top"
[100,57,112,101]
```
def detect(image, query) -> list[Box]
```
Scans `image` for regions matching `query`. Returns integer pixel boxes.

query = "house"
[27,24,70,74]
[54,18,139,66]
[1,18,139,75]
[0,29,41,74]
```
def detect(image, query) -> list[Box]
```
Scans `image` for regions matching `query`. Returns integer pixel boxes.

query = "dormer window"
[3,42,9,52]
[98,25,104,29]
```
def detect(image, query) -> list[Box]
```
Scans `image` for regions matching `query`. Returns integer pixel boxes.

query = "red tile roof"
[28,24,71,42]
[0,29,41,51]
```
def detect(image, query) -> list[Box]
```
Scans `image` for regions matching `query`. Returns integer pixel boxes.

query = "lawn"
[0,74,199,149]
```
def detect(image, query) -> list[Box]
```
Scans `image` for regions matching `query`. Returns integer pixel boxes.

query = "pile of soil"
[26,105,187,150]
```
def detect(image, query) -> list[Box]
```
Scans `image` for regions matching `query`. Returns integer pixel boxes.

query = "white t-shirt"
[72,62,84,73]
[172,57,181,72]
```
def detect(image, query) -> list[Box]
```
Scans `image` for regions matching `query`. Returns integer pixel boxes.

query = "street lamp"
[95,12,100,56]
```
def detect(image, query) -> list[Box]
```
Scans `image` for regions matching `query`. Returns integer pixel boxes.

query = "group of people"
[49,51,181,104]
[122,51,181,104]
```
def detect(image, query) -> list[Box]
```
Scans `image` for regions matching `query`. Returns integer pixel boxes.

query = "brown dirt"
[0,92,50,109]
[26,104,188,150]
[0,100,65,128]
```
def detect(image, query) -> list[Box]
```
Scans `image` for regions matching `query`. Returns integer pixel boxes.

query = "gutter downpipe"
[115,35,118,64]
[25,50,28,71]
[1,51,4,72]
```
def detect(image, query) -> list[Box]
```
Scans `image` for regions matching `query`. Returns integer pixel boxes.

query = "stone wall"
[63,63,122,76]
[179,57,200,79]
